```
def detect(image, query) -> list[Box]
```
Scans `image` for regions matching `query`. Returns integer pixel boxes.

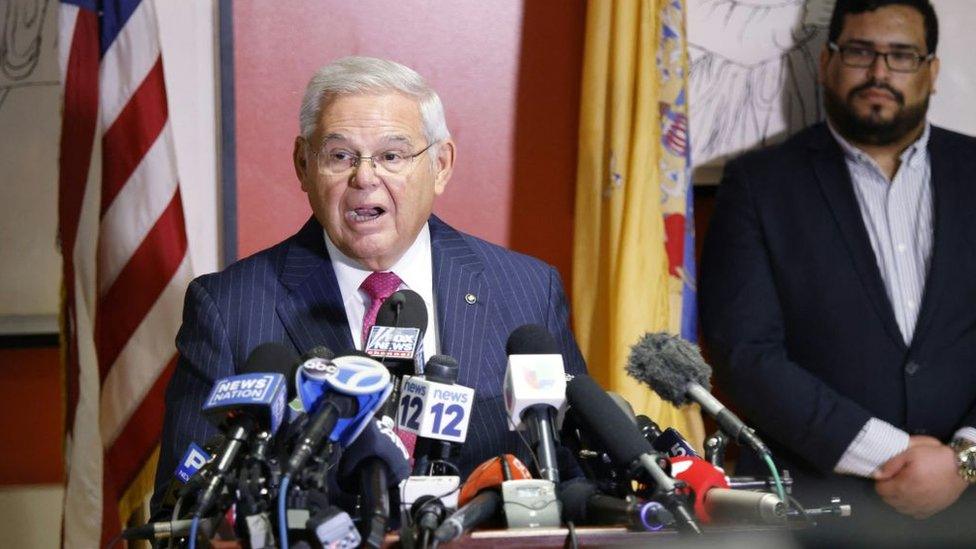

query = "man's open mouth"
[348,206,385,223]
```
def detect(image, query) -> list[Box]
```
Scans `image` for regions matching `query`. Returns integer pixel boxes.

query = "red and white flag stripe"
[58,1,193,546]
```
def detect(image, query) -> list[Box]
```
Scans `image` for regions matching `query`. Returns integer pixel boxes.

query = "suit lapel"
[429,216,490,391]
[808,127,906,349]
[276,217,355,355]
[910,129,958,347]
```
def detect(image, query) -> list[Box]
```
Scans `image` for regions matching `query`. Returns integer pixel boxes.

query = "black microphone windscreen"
[301,345,335,361]
[625,333,711,406]
[240,342,299,376]
[375,289,428,332]
[424,354,459,384]
[559,478,598,523]
[505,324,559,355]
[337,420,410,489]
[566,375,654,466]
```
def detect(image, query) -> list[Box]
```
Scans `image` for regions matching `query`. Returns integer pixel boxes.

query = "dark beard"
[824,82,929,146]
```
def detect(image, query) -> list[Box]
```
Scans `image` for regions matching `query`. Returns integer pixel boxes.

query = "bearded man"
[700,0,976,542]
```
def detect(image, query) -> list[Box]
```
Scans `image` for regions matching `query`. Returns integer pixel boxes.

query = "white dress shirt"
[323,223,440,362]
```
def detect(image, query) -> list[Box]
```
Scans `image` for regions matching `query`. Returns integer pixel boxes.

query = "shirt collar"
[323,222,434,308]
[827,120,931,170]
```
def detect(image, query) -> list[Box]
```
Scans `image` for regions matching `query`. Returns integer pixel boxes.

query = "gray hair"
[298,56,451,152]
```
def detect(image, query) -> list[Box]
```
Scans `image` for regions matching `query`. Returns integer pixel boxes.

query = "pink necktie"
[360,271,403,347]
[359,272,416,456]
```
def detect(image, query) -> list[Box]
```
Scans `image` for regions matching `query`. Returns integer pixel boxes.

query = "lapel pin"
[465,293,477,305]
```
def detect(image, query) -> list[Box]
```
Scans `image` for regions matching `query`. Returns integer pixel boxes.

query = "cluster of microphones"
[124,290,850,548]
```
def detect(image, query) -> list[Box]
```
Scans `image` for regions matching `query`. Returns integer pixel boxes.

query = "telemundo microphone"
[565,374,701,534]
[434,454,535,543]
[670,455,786,525]
[503,324,567,484]
[626,332,771,456]
[190,342,295,520]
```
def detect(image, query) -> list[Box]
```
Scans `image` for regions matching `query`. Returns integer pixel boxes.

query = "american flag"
[58,0,192,546]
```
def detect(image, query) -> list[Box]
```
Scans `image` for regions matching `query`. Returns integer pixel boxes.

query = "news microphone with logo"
[626,332,771,456]
[284,353,393,475]
[365,289,428,419]
[559,478,674,531]
[396,355,472,546]
[670,455,786,525]
[566,375,701,534]
[190,342,294,521]
[434,454,535,542]
[397,354,474,476]
[503,324,567,484]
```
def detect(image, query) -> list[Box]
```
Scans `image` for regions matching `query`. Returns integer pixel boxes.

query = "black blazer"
[151,215,586,509]
[700,123,976,511]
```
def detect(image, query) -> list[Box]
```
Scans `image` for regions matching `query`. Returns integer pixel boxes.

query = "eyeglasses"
[828,42,934,73]
[310,140,437,176]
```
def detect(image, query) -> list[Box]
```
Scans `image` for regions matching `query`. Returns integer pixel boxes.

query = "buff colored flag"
[573,0,703,446]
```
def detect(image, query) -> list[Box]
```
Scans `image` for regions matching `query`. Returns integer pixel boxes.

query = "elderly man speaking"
[151,57,586,511]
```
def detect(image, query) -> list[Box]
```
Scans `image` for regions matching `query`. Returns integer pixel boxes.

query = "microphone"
[278,353,393,549]
[561,392,639,498]
[401,354,473,475]
[670,456,786,524]
[285,353,393,475]
[434,454,534,542]
[120,517,219,542]
[366,290,428,415]
[559,478,674,531]
[503,324,567,483]
[337,418,412,548]
[191,342,295,518]
[565,375,701,534]
[626,332,770,456]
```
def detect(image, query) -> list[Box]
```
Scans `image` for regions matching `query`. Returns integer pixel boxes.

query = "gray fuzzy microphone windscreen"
[625,332,711,406]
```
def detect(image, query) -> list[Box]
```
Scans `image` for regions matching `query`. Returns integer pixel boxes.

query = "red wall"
[0,347,64,484]
[233,0,586,286]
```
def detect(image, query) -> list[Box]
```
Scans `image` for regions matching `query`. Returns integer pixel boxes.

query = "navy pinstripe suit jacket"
[151,215,587,506]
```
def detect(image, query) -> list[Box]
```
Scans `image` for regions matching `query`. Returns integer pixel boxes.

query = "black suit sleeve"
[544,265,588,377]
[150,278,234,513]
[700,159,873,473]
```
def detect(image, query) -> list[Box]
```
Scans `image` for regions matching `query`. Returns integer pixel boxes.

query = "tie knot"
[360,271,403,302]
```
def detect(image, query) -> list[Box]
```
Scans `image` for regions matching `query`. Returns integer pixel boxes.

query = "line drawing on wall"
[687,0,835,182]
[1,0,55,110]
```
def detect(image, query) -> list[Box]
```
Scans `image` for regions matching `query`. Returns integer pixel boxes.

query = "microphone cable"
[760,452,787,503]
[506,413,545,482]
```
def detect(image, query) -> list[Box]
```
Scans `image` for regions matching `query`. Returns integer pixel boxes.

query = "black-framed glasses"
[828,42,934,73]
[311,140,438,176]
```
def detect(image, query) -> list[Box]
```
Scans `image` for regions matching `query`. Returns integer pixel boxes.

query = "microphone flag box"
[652,427,700,458]
[203,372,287,435]
[396,376,474,443]
[365,326,422,360]
[174,442,212,483]
[503,354,567,430]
